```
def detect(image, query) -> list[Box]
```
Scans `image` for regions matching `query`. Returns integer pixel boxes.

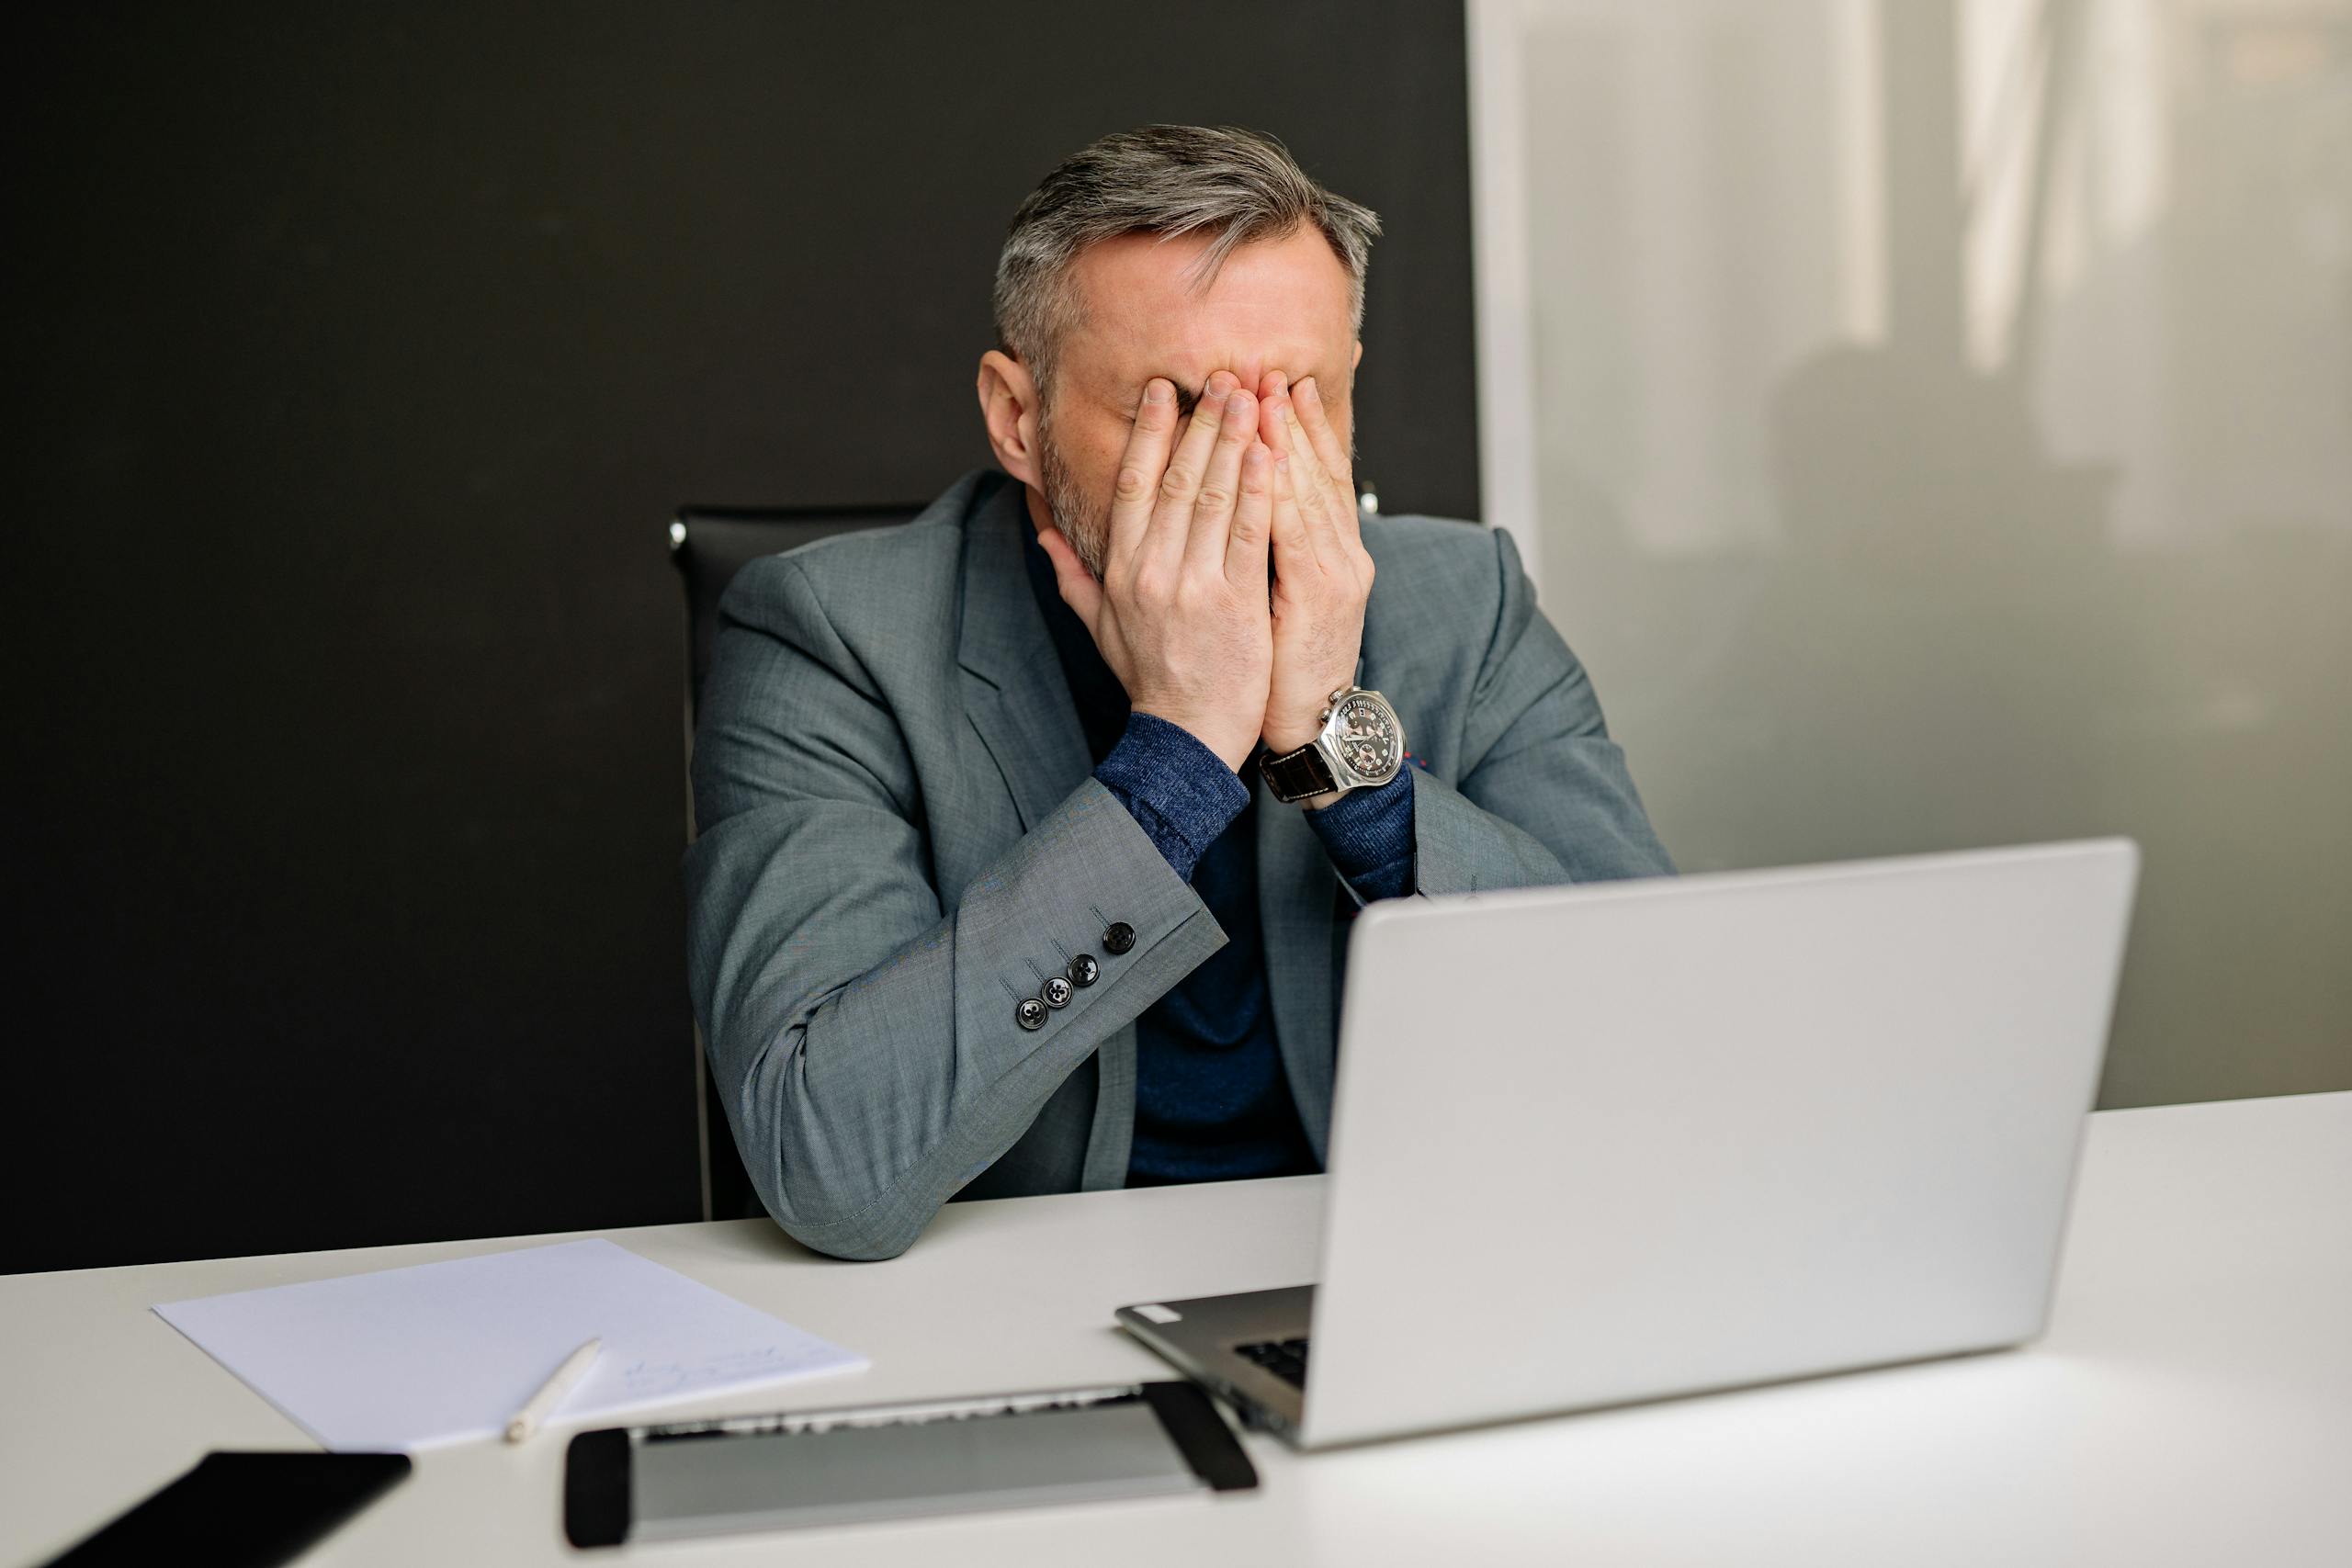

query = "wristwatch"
[1259,685,1407,804]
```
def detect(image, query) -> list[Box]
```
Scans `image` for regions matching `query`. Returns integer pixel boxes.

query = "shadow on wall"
[1505,0,2352,1108]
[1755,344,2115,866]
[1751,336,2352,1105]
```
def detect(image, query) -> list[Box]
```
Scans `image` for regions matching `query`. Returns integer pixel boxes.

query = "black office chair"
[669,502,927,1222]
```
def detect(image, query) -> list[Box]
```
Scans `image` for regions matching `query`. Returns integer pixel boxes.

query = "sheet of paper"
[154,1237,868,1451]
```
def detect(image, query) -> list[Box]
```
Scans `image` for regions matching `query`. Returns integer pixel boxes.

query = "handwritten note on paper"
[153,1238,867,1451]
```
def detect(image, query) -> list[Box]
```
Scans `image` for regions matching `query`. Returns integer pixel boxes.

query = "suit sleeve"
[684,558,1227,1261]
[1306,768,1418,908]
[1409,526,1675,894]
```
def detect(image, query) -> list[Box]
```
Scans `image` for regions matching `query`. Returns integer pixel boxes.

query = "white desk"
[5,1092,2346,1566]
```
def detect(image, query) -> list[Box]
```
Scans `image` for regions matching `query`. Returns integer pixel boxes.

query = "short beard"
[1035,408,1110,581]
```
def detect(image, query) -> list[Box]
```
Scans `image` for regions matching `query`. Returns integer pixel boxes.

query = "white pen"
[505,1337,603,1444]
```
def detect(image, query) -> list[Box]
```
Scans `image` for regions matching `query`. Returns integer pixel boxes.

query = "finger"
[1034,525,1104,633]
[1258,377,1347,578]
[1103,378,1182,579]
[1261,385,1340,570]
[1183,386,1257,577]
[1257,371,1296,464]
[1226,441,1273,586]
[1268,450,1320,577]
[1280,397,1351,557]
[1260,374,1329,503]
[1148,370,1238,570]
[1293,378,1358,536]
[1257,372,1302,468]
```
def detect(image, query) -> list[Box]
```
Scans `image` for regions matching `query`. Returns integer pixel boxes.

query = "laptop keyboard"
[1236,1336,1310,1389]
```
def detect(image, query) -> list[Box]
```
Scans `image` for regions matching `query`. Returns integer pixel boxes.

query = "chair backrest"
[671,503,928,722]
[668,502,927,1221]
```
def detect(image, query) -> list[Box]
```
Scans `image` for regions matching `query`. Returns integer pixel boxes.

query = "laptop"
[1116,840,2139,1449]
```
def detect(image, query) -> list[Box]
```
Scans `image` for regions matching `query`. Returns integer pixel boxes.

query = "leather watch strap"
[1260,740,1338,803]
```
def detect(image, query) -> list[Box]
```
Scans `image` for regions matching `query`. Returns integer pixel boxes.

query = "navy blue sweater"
[1020,524,1417,1184]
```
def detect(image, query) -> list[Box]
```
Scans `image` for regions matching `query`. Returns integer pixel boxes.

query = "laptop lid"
[1297,840,2138,1449]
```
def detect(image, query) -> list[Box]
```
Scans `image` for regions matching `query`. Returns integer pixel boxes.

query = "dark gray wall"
[6,2,1478,1272]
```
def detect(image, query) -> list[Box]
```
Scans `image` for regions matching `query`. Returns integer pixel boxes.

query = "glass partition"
[1469,0,2351,1105]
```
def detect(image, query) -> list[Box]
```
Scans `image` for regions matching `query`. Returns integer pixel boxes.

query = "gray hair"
[993,125,1381,400]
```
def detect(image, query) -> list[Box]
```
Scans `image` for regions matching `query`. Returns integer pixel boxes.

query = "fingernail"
[1297,378,1319,405]
[1227,389,1252,418]
[1143,378,1170,404]
[1207,371,1236,398]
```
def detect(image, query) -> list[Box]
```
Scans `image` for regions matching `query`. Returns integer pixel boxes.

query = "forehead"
[1060,225,1354,402]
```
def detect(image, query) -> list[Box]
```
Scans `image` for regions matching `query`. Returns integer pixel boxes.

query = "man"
[685,126,1671,1262]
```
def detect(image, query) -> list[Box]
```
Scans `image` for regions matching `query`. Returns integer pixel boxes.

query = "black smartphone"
[41,1450,411,1567]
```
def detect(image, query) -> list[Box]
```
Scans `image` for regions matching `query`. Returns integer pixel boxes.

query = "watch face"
[1330,693,1403,782]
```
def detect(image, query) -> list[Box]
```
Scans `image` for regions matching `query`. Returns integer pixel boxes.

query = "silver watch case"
[1309,684,1407,791]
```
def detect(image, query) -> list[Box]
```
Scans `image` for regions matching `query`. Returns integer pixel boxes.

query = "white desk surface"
[5,1091,2346,1566]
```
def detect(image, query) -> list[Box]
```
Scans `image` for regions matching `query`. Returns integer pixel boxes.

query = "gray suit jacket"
[684,468,1671,1259]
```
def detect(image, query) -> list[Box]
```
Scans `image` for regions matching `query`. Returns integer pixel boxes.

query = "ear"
[1351,339,1364,371]
[977,350,1045,488]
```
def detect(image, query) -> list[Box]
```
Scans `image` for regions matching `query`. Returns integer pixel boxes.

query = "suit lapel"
[1257,769,1340,1163]
[956,475,1092,832]
[1257,649,1371,1164]
[954,474,1133,1189]
[952,468,1342,1168]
